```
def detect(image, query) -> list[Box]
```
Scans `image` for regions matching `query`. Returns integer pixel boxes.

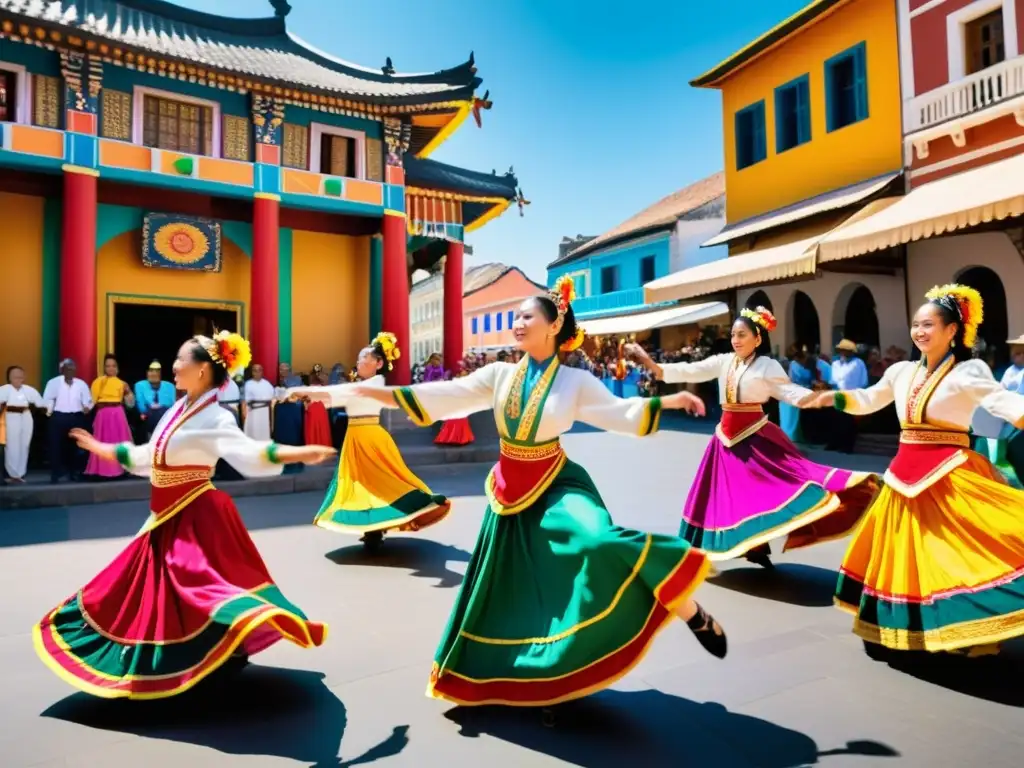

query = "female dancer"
[627,307,878,568]
[435,362,475,446]
[34,331,335,699]
[85,354,135,479]
[351,277,726,709]
[287,332,450,552]
[805,285,1024,657]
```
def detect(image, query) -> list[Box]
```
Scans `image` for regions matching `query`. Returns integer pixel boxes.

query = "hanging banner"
[142,214,223,272]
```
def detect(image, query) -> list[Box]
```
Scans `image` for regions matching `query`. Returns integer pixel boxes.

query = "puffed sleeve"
[27,386,44,407]
[834,361,907,416]
[763,358,814,406]
[660,354,728,384]
[574,370,663,437]
[204,407,285,478]
[954,360,1024,428]
[393,364,501,426]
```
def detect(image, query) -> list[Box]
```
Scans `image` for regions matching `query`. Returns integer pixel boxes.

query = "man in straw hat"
[827,339,868,453]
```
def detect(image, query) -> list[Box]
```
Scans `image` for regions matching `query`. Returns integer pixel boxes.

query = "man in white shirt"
[43,358,93,483]
[828,339,869,453]
[1,365,44,482]
[243,365,274,441]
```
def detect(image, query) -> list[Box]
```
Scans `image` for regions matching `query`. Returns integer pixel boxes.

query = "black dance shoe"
[360,531,385,553]
[745,544,774,569]
[687,603,728,659]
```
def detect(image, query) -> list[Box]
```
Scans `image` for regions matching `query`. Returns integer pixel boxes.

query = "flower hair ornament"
[740,306,778,333]
[925,284,984,348]
[201,330,252,379]
[549,275,586,353]
[371,331,401,371]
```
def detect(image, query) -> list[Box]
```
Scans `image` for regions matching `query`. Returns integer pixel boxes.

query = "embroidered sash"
[486,439,567,516]
[716,403,768,447]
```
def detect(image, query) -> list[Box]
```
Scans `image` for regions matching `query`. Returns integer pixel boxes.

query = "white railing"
[906,56,1024,134]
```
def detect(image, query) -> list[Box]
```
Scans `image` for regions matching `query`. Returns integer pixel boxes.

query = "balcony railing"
[906,56,1024,134]
[571,288,645,316]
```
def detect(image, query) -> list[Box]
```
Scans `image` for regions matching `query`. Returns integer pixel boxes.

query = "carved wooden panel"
[32,75,61,128]
[282,123,308,169]
[365,137,384,182]
[100,89,132,140]
[222,114,250,161]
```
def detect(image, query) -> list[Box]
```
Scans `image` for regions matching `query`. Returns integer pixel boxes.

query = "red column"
[443,240,464,372]
[60,168,98,379]
[252,195,280,376]
[381,212,411,385]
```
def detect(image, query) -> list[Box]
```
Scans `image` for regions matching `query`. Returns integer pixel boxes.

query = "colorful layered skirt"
[435,417,475,446]
[836,430,1024,652]
[34,472,326,699]
[681,404,879,560]
[314,416,450,535]
[428,438,710,707]
[85,404,131,478]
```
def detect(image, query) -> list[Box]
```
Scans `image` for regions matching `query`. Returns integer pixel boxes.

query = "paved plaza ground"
[0,430,1022,767]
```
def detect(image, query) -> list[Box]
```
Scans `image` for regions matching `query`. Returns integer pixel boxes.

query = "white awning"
[579,302,730,337]
[702,172,898,247]
[817,153,1024,262]
[644,236,819,304]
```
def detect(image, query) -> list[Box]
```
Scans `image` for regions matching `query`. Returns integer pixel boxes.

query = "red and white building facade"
[895,0,1024,362]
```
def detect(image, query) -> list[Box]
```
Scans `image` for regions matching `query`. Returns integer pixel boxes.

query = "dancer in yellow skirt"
[288,332,450,552]
[806,285,1024,658]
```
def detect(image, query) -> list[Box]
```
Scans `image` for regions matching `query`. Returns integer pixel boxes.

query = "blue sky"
[177,0,808,281]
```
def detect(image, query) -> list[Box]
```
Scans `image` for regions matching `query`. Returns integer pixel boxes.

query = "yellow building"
[647,0,910,356]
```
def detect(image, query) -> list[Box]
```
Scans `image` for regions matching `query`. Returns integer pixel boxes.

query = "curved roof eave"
[405,155,519,199]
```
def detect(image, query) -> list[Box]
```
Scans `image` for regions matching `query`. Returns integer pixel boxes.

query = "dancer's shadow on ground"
[877,641,1024,707]
[444,689,898,767]
[708,563,838,607]
[42,665,408,766]
[325,538,471,588]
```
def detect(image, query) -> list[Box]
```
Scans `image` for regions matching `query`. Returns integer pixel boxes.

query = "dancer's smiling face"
[513,298,560,359]
[731,318,759,359]
[911,302,957,358]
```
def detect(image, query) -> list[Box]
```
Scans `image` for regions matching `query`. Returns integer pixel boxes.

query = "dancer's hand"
[295,445,338,465]
[661,391,706,417]
[623,343,649,363]
[69,428,116,460]
[801,391,835,409]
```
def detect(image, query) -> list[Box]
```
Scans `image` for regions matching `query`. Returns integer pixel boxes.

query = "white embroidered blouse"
[117,389,283,479]
[660,353,812,406]
[287,375,386,418]
[394,359,663,443]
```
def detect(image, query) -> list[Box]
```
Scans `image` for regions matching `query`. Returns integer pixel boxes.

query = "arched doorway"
[789,290,821,354]
[745,290,773,313]
[957,266,1009,370]
[832,283,880,350]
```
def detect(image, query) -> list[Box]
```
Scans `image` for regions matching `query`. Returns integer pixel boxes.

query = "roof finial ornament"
[270,0,291,17]
[468,51,476,74]
[382,57,396,77]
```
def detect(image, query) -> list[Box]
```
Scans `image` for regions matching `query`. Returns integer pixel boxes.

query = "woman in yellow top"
[85,354,135,479]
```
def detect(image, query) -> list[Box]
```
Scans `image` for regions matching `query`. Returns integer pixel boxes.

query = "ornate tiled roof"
[0,0,481,104]
[404,156,518,200]
[550,172,724,267]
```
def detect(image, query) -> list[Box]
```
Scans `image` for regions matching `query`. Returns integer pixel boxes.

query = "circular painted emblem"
[154,223,210,265]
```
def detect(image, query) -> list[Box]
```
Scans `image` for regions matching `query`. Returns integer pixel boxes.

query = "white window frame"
[309,122,366,179]
[0,62,31,125]
[132,85,222,158]
[947,0,1019,82]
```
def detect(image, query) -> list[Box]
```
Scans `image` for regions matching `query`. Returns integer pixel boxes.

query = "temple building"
[0,0,523,386]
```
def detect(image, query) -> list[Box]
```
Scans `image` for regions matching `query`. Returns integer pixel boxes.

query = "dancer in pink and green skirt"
[352,277,727,709]
[628,307,879,568]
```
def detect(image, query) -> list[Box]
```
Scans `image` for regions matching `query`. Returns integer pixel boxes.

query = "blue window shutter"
[753,102,766,163]
[854,44,869,122]
[471,317,478,334]
[508,310,514,327]
[825,60,836,133]
[796,79,811,144]
[496,312,503,331]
